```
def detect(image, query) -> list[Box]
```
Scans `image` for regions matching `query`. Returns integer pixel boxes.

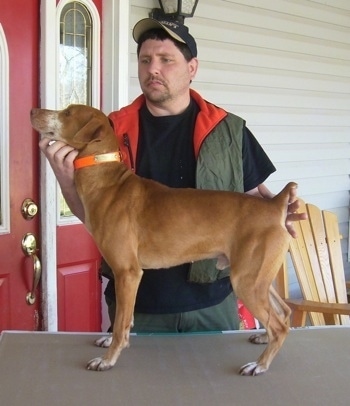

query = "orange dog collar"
[74,151,123,169]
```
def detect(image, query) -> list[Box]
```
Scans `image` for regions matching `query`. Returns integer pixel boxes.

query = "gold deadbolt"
[21,198,38,220]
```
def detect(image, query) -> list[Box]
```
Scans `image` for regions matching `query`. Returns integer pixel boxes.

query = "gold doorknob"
[21,198,38,220]
[22,233,42,305]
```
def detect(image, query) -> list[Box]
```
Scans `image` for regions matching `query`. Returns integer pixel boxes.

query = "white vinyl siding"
[129,0,350,296]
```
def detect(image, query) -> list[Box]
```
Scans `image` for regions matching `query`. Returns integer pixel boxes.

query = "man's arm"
[39,138,85,222]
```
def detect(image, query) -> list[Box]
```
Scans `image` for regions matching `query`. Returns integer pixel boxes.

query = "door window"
[59,1,92,109]
[58,1,99,220]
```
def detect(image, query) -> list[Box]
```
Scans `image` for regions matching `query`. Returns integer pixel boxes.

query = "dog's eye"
[64,109,71,117]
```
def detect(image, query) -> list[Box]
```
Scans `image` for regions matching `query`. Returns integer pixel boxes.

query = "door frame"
[0,24,10,235]
[39,0,130,331]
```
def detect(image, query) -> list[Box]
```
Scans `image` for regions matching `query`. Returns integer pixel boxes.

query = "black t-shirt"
[134,100,276,314]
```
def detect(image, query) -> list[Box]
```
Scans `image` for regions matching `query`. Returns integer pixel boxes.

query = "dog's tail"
[273,181,298,210]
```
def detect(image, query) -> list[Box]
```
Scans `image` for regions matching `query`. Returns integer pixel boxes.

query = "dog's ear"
[73,118,105,144]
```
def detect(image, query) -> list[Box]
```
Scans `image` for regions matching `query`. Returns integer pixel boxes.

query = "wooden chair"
[275,199,350,327]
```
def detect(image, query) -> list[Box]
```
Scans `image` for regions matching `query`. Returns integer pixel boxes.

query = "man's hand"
[281,185,308,238]
[39,137,85,221]
[248,183,307,239]
[39,138,78,185]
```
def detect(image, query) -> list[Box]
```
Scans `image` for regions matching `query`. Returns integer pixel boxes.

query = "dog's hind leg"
[236,281,290,376]
[229,236,290,376]
[248,285,291,345]
[87,259,143,371]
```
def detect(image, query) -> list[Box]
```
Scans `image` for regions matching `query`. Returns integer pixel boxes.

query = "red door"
[57,226,102,331]
[0,0,103,333]
[0,0,41,330]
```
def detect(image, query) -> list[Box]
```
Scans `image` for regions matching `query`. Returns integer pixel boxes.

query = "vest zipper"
[123,133,135,171]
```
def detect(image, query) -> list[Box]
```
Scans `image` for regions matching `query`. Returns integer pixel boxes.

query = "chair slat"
[307,204,336,303]
[323,210,350,325]
[288,201,324,325]
[274,261,289,299]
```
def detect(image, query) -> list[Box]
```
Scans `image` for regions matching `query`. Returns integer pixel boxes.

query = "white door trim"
[0,24,10,235]
[39,0,58,331]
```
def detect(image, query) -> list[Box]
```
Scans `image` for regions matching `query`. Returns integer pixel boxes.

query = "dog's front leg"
[87,265,143,371]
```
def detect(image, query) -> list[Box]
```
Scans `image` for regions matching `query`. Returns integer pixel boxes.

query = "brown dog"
[31,104,294,376]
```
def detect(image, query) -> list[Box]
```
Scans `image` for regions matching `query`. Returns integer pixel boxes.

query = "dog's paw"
[86,357,114,371]
[239,362,267,376]
[94,335,112,348]
[248,332,268,344]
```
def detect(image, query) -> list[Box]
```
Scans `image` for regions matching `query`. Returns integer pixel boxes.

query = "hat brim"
[132,18,186,45]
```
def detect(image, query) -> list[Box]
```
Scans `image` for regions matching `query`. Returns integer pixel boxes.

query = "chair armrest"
[285,299,350,315]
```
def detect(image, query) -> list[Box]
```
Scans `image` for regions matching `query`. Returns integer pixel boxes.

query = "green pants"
[106,292,240,333]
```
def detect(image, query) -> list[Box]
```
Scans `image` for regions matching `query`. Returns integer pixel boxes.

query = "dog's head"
[30,104,114,150]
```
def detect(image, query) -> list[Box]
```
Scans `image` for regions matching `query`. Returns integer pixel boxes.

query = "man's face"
[138,38,198,110]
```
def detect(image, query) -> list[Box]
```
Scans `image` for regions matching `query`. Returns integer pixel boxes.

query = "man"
[39,18,305,333]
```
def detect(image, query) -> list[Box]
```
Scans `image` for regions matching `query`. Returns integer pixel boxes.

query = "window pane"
[59,2,92,218]
[59,2,92,108]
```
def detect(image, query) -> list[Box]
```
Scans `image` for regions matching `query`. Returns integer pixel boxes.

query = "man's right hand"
[39,138,78,185]
[39,137,85,221]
